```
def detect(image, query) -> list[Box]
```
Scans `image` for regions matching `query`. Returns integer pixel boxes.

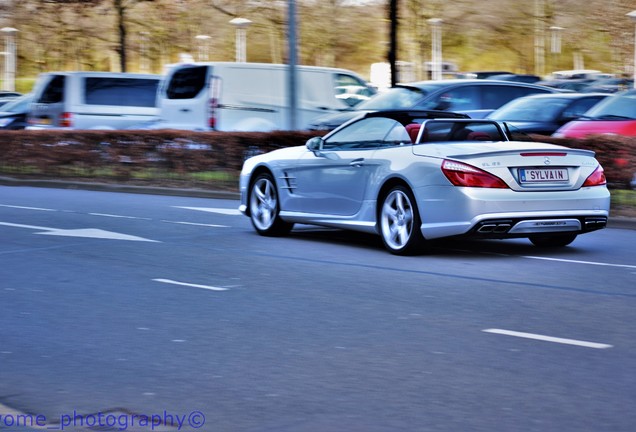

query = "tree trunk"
[389,0,398,87]
[114,0,127,72]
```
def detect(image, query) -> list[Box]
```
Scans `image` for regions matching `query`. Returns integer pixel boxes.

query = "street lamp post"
[229,18,252,63]
[195,34,211,61]
[627,10,636,88]
[428,18,443,81]
[549,26,563,72]
[139,31,150,72]
[1,27,18,92]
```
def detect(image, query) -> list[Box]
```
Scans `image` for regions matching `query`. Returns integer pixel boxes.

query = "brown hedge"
[0,130,634,189]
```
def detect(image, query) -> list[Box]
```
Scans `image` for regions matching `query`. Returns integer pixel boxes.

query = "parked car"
[553,89,636,138]
[151,62,375,132]
[27,71,161,130]
[488,73,542,83]
[487,92,608,136]
[581,77,634,94]
[0,93,33,130]
[0,90,22,108]
[308,79,563,131]
[240,110,609,255]
[537,78,595,92]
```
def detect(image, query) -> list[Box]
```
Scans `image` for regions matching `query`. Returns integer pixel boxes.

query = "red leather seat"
[405,123,422,143]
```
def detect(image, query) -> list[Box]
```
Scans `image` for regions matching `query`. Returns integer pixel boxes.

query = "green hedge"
[0,130,634,190]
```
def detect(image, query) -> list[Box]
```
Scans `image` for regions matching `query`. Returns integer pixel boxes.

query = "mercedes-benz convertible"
[239,110,610,255]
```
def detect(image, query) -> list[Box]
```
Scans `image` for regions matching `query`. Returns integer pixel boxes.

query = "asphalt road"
[1,186,635,432]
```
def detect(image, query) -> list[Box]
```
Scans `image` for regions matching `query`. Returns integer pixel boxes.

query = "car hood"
[308,110,368,130]
[553,119,636,138]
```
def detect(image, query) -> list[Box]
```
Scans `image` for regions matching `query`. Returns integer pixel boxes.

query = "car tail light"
[520,152,567,157]
[442,159,509,188]
[208,98,217,129]
[59,112,73,128]
[582,166,606,187]
[208,76,221,130]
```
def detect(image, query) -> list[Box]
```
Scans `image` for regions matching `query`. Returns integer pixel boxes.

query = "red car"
[554,89,636,188]
[553,89,636,138]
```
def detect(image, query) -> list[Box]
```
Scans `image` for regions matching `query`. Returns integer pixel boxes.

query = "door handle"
[349,158,364,167]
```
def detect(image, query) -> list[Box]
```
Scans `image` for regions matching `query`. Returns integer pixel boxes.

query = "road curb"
[0,176,240,200]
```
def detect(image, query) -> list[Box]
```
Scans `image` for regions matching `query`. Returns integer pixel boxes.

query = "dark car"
[0,93,32,130]
[308,79,563,131]
[487,92,608,136]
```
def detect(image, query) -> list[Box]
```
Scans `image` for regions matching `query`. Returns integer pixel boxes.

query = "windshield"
[584,91,636,120]
[489,97,568,121]
[356,86,427,110]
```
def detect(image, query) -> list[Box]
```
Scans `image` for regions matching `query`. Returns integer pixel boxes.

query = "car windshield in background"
[356,86,428,110]
[583,91,636,120]
[489,97,570,122]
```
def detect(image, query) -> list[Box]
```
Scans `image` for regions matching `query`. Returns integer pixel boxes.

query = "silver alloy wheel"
[381,189,415,251]
[250,176,278,231]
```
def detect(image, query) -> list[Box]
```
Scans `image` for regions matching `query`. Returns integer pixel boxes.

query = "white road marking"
[38,228,159,242]
[522,255,636,269]
[174,206,241,216]
[89,212,151,220]
[0,221,52,231]
[162,220,229,228]
[0,221,159,242]
[483,328,613,349]
[153,278,228,291]
[0,204,56,211]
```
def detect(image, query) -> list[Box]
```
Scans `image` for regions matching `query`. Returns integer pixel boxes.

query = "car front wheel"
[529,233,577,248]
[249,173,293,236]
[379,186,424,255]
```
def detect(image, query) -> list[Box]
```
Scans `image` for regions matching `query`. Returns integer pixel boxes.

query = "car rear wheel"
[379,186,424,255]
[249,173,293,236]
[529,233,577,248]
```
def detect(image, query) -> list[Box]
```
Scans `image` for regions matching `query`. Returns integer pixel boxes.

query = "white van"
[27,72,161,130]
[154,62,375,131]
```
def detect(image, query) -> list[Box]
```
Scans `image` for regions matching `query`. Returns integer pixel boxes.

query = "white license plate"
[519,168,569,183]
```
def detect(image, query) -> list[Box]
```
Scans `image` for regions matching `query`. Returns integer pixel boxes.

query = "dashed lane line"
[152,278,228,291]
[522,255,636,269]
[483,328,613,349]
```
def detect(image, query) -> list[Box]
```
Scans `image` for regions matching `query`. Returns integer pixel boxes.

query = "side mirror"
[306,136,324,152]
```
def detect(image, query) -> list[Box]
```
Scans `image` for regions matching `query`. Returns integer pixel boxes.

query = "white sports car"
[239,110,610,255]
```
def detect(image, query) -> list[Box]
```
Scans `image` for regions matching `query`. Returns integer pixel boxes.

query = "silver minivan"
[27,72,161,130]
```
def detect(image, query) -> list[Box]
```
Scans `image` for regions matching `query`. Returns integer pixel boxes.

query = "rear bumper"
[416,185,610,239]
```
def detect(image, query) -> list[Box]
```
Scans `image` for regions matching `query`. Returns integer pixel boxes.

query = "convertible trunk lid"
[415,141,601,191]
